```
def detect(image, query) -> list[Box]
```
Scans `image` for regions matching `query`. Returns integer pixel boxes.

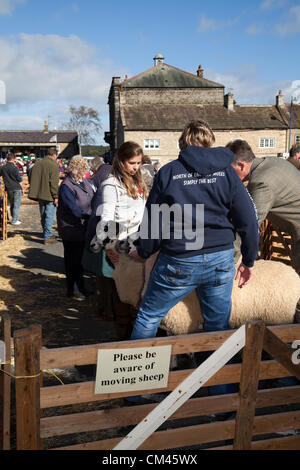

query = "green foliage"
[81,145,109,156]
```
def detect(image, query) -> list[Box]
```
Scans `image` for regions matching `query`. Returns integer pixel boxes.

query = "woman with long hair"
[91,141,148,338]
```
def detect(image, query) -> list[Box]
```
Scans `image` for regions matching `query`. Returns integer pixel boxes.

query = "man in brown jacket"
[28,148,59,244]
[226,139,300,278]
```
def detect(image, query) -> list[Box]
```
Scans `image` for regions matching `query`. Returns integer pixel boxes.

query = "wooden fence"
[0,178,8,241]
[13,321,300,450]
[260,220,292,265]
[0,314,11,450]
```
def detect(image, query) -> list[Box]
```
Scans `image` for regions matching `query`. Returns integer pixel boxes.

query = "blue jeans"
[7,190,22,223]
[38,200,57,240]
[131,249,235,340]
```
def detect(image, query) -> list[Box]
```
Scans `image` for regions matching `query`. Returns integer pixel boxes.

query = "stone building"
[105,54,299,166]
[0,121,79,159]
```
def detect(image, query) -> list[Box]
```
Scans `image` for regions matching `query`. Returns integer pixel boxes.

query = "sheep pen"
[113,253,300,335]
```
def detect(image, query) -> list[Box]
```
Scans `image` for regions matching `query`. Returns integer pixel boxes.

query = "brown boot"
[44,235,58,245]
[113,300,134,340]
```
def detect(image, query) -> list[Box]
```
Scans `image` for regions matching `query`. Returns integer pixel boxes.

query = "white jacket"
[95,176,146,243]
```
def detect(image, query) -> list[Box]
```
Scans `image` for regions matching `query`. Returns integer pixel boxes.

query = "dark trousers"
[62,240,85,294]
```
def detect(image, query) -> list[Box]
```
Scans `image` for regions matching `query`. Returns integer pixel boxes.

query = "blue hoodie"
[136,146,259,267]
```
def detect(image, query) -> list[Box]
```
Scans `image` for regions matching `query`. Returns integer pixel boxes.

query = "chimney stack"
[276,90,284,108]
[112,77,120,86]
[44,120,49,132]
[225,92,234,111]
[197,65,204,78]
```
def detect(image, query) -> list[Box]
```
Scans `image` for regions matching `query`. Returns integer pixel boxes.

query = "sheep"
[113,254,300,335]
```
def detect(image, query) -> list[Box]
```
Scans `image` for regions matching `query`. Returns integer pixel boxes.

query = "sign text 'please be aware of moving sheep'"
[95,345,172,394]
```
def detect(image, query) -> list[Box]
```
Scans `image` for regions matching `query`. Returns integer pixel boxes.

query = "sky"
[0,0,299,144]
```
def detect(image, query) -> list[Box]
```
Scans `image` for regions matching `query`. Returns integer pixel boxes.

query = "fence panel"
[14,323,300,450]
[0,314,11,449]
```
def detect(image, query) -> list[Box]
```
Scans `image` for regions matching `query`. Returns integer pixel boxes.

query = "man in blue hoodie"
[129,120,259,340]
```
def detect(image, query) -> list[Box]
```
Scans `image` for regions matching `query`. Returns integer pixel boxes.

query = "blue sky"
[0,0,299,143]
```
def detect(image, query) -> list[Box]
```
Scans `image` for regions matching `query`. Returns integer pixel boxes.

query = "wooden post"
[14,325,42,450]
[263,327,300,380]
[233,320,265,450]
[0,315,11,450]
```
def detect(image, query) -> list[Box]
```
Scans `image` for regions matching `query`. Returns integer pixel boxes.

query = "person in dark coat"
[57,155,95,300]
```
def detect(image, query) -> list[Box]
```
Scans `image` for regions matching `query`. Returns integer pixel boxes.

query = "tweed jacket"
[247,157,300,239]
[28,157,59,202]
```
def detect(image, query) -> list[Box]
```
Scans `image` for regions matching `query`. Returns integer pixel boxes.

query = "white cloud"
[260,0,287,10]
[0,33,115,104]
[198,14,238,33]
[282,80,300,103]
[275,5,300,35]
[0,0,25,15]
[0,33,125,143]
[246,23,264,35]
[205,65,291,105]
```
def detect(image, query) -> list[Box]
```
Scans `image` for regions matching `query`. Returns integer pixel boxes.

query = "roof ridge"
[120,62,224,88]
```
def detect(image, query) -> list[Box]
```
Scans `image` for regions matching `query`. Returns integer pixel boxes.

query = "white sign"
[95,345,172,395]
[0,340,5,364]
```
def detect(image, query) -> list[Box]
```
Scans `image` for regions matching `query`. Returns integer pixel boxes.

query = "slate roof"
[280,104,300,128]
[121,104,288,131]
[120,63,224,89]
[0,130,78,143]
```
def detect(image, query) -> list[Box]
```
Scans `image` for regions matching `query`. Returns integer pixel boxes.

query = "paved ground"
[1,201,118,348]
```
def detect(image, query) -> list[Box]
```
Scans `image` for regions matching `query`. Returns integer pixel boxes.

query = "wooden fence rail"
[0,314,11,450]
[14,322,300,451]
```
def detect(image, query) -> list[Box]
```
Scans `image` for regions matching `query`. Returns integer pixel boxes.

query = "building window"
[144,139,160,150]
[259,138,276,149]
[296,135,300,144]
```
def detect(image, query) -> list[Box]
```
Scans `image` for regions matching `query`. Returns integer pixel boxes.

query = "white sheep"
[113,254,300,335]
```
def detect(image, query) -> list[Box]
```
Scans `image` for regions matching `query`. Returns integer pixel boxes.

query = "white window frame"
[295,135,300,144]
[144,139,160,150]
[259,137,276,149]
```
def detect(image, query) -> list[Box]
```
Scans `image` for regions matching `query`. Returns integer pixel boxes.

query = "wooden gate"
[0,314,11,449]
[14,322,300,450]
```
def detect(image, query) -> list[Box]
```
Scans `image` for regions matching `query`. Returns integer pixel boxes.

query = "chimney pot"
[197,65,204,78]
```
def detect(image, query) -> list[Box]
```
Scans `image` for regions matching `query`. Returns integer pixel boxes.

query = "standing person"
[226,139,300,277]
[129,121,259,342]
[57,155,95,299]
[90,141,148,339]
[0,152,24,225]
[287,144,300,171]
[28,148,59,244]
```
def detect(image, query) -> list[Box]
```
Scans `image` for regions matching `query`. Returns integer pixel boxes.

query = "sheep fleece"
[113,256,300,335]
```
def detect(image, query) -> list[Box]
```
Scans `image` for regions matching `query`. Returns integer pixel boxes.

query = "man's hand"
[53,198,58,206]
[235,263,253,288]
[129,250,146,263]
[106,249,119,266]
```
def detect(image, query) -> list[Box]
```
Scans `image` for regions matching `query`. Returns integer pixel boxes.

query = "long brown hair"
[112,141,148,199]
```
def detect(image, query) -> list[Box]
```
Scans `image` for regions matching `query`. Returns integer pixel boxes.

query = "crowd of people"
[1,125,300,358]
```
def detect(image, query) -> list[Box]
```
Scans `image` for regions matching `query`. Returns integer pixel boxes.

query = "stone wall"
[124,128,288,166]
[215,129,287,157]
[121,87,224,106]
